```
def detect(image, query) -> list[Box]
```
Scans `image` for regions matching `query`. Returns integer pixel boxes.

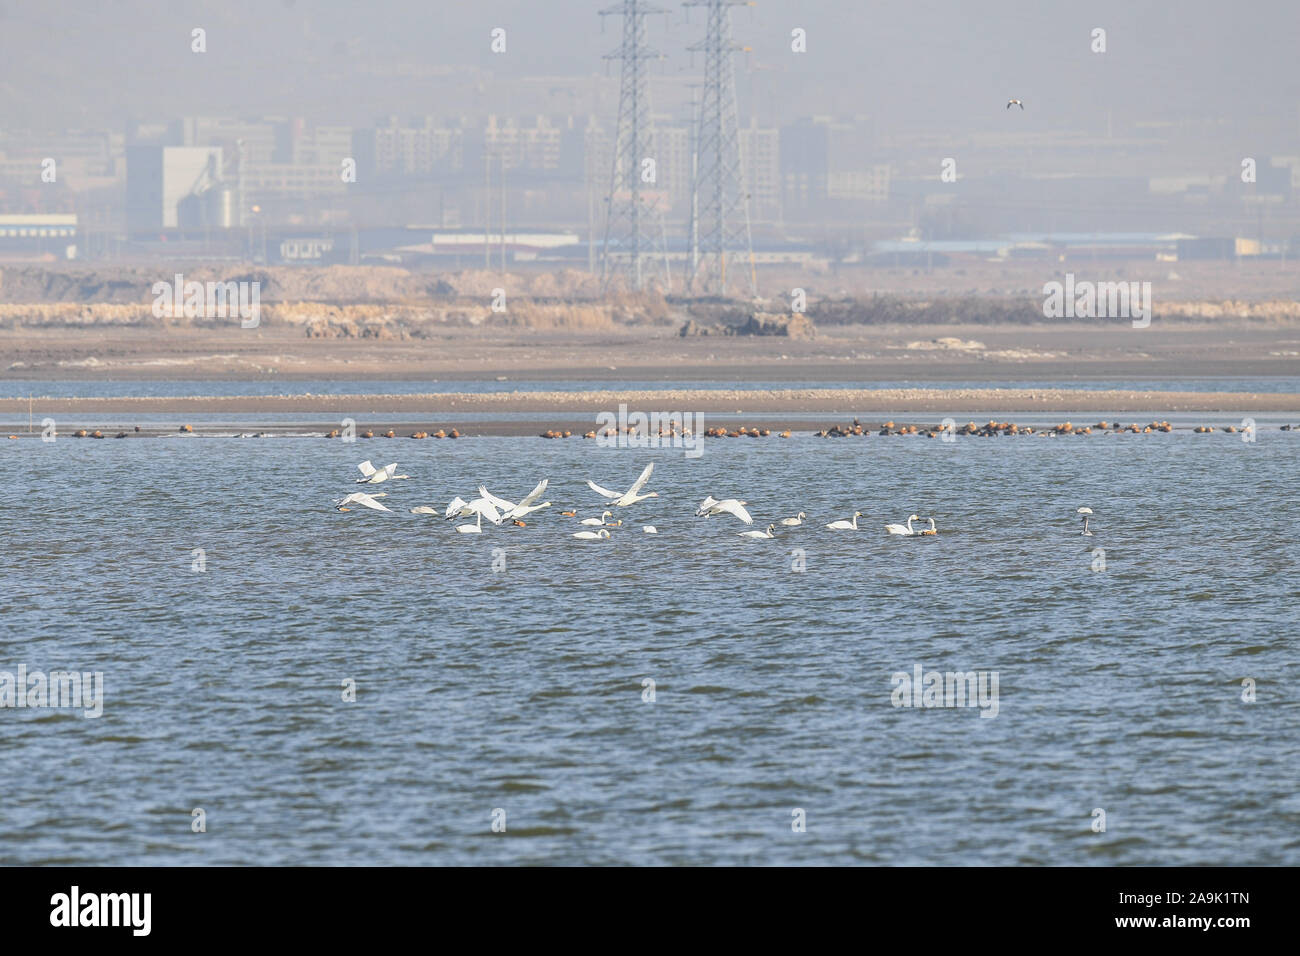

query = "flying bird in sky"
[1007,99,1024,110]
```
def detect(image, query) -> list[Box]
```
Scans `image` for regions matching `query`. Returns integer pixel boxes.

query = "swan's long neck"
[905,516,914,532]
[851,514,859,529]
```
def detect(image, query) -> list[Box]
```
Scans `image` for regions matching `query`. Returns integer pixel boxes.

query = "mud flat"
[3,322,1300,384]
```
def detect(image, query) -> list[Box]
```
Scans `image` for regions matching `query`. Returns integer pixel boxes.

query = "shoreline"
[4,387,1298,416]
[3,388,1297,437]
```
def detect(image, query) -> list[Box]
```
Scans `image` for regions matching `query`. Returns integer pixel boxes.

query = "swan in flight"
[696,497,753,525]
[588,463,658,506]
[410,505,439,515]
[580,510,614,526]
[572,528,611,540]
[885,515,920,536]
[478,479,550,520]
[1077,507,1094,536]
[445,497,503,525]
[738,523,776,539]
[779,512,806,526]
[356,461,410,484]
[826,511,864,530]
[335,492,391,513]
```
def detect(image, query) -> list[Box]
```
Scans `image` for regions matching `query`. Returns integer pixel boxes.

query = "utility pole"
[684,0,756,298]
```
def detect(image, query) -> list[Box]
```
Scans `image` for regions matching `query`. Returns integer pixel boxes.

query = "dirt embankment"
[4,266,1298,341]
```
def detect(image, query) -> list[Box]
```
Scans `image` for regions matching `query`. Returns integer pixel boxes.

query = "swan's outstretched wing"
[468,498,504,524]
[381,463,398,480]
[357,460,377,477]
[518,478,549,507]
[587,479,622,500]
[478,486,517,511]
[695,495,718,516]
[410,506,439,515]
[352,493,392,512]
[444,496,469,518]
[626,463,654,496]
[716,500,753,524]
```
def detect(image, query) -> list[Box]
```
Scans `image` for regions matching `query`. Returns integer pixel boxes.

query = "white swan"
[885,514,920,536]
[826,511,864,530]
[356,461,410,484]
[409,505,439,515]
[572,528,611,540]
[479,479,550,520]
[581,510,614,526]
[1077,506,1094,536]
[456,509,485,534]
[335,492,391,513]
[445,497,503,524]
[642,526,658,534]
[920,517,937,536]
[697,498,753,525]
[738,523,776,539]
[778,512,806,526]
[587,463,658,506]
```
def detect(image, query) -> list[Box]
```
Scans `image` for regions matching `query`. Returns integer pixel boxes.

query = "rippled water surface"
[2,432,1298,864]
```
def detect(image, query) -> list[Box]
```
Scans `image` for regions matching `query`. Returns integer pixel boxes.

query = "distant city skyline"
[2,1,1298,262]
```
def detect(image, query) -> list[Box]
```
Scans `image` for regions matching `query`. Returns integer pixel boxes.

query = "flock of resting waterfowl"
[814,418,1267,437]
[15,420,1289,441]
[331,460,954,539]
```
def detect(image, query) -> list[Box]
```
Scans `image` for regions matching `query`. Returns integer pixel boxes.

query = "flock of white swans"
[332,460,962,539]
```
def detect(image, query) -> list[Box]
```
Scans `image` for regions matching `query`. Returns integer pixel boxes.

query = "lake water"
[2,431,1297,864]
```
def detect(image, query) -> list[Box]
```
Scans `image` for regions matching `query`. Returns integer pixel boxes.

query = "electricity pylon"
[599,1,672,292]
[684,0,756,297]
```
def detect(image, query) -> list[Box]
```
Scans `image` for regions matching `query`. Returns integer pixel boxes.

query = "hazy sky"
[2,0,1298,146]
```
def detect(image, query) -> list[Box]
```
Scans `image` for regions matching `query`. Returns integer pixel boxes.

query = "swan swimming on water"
[456,509,485,534]
[587,463,658,507]
[738,523,776,539]
[581,510,614,526]
[778,512,806,526]
[572,528,612,540]
[885,515,919,536]
[826,511,864,530]
[1077,507,1094,536]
